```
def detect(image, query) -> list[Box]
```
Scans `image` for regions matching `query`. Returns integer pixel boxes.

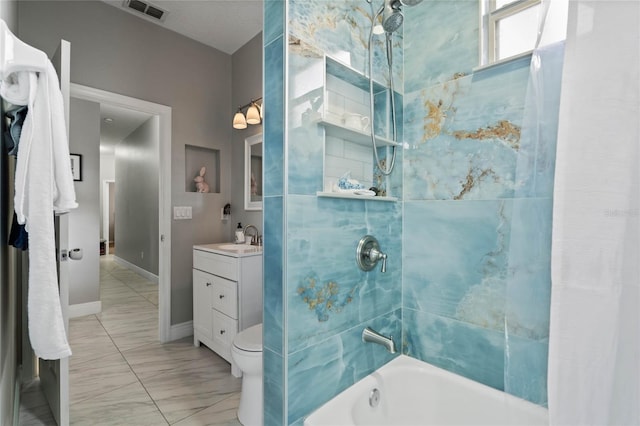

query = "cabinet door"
[193,269,214,338]
[212,310,238,361]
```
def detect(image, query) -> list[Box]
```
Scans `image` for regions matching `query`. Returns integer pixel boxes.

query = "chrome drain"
[369,388,380,407]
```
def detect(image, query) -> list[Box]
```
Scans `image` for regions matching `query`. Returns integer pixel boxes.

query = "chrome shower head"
[400,0,423,5]
[382,0,403,33]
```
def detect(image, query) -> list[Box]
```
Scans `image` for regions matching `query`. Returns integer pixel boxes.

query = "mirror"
[245,133,263,211]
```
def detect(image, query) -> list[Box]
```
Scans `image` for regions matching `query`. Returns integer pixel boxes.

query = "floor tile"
[70,352,138,404]
[70,381,168,426]
[173,393,242,426]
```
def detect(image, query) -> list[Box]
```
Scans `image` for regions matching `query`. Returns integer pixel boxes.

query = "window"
[482,0,541,65]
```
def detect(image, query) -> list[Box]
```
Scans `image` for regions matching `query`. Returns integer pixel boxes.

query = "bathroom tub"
[304,355,548,426]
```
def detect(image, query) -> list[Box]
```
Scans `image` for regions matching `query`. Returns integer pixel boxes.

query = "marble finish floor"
[20,255,242,426]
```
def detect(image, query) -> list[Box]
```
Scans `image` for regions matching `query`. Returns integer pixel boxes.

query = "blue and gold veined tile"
[264,0,285,47]
[514,42,565,198]
[264,36,285,198]
[264,348,285,425]
[286,195,402,353]
[505,198,552,340]
[404,0,478,92]
[403,58,531,201]
[288,0,402,88]
[403,309,506,392]
[504,335,549,405]
[403,199,513,332]
[287,309,401,423]
[264,196,284,354]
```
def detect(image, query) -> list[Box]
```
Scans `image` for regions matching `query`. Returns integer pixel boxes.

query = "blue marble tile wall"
[402,0,561,406]
[280,1,405,424]
[263,1,286,425]
[264,0,561,422]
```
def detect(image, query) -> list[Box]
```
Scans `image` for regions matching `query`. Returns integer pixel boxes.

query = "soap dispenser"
[235,223,244,244]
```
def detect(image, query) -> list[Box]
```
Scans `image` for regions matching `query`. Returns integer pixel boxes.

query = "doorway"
[71,83,173,342]
[102,180,115,254]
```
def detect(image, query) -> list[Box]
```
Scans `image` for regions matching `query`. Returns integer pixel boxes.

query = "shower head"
[382,0,403,33]
[400,0,423,5]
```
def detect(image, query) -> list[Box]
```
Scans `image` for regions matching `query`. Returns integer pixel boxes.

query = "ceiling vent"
[123,0,168,22]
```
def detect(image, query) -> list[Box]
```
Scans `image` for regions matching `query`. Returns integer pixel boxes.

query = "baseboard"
[113,256,159,284]
[68,301,102,318]
[169,321,193,341]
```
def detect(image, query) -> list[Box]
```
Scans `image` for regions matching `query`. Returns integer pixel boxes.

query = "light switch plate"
[173,206,192,220]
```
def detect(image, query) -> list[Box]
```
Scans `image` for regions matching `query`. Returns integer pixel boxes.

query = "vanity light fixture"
[233,97,263,129]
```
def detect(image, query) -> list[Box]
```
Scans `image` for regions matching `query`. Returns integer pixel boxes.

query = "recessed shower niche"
[316,56,401,201]
[185,145,220,193]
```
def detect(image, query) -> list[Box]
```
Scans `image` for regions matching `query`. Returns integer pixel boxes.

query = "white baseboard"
[169,321,193,341]
[113,256,159,284]
[68,301,102,318]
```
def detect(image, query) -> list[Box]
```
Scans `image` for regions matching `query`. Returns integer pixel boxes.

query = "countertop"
[193,242,263,258]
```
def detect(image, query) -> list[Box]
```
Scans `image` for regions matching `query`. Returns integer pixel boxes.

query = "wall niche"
[185,145,220,193]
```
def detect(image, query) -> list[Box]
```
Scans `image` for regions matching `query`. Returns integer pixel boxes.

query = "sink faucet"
[362,327,396,354]
[243,224,260,245]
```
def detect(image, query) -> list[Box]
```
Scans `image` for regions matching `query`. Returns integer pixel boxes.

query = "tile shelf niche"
[315,55,400,203]
[314,117,400,148]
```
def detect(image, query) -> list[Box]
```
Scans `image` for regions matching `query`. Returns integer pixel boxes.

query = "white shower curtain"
[549,1,640,425]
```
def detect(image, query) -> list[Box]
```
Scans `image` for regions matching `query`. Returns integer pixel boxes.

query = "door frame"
[71,83,173,343]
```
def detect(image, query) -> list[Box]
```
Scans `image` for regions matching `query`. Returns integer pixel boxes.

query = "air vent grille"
[123,0,167,21]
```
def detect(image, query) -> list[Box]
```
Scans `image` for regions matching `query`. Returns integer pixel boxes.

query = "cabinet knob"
[220,329,226,335]
[219,294,225,299]
[206,282,212,287]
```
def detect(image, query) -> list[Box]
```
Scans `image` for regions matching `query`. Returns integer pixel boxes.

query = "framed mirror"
[245,133,263,211]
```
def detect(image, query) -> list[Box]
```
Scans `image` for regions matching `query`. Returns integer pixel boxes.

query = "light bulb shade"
[246,103,261,125]
[233,111,247,129]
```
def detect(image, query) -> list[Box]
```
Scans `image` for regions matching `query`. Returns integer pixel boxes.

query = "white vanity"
[192,243,262,376]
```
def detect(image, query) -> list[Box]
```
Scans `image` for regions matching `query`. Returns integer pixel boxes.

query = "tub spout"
[362,327,396,354]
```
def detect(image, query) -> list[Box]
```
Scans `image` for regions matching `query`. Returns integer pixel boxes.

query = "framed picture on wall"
[70,154,82,181]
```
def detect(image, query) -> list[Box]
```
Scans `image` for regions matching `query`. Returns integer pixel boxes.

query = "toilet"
[231,323,263,426]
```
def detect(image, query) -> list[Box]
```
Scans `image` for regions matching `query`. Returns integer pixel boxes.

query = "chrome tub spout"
[362,327,396,354]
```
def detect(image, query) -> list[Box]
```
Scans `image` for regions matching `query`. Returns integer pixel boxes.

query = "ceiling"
[97,0,263,153]
[101,0,264,55]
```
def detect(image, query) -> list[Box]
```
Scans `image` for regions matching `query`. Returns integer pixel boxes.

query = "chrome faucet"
[243,224,260,245]
[362,327,396,354]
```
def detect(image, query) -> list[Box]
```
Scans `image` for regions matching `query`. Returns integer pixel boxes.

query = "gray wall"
[1,5,21,425]
[231,33,263,239]
[68,98,101,305]
[18,1,233,325]
[115,117,159,275]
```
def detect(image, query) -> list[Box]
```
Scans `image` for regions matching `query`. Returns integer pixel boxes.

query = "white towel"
[12,60,77,360]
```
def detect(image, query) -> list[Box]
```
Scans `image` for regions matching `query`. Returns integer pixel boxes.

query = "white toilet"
[231,323,263,426]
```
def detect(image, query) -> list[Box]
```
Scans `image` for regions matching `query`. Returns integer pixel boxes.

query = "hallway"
[21,255,242,425]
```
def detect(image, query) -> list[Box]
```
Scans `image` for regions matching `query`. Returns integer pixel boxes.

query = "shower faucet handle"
[356,235,388,273]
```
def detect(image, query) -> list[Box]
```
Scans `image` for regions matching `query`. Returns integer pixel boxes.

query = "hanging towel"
[10,61,77,360]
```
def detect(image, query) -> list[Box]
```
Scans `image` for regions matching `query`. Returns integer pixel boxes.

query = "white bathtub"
[304,355,548,426]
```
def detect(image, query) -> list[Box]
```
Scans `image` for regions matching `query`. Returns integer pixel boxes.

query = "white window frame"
[481,0,541,66]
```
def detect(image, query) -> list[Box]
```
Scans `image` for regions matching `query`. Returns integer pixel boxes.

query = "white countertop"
[193,242,263,258]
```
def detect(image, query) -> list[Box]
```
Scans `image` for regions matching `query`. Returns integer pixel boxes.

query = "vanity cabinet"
[192,244,262,376]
